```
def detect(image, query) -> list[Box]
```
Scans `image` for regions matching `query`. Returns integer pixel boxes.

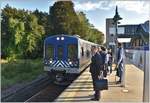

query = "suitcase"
[95,79,108,90]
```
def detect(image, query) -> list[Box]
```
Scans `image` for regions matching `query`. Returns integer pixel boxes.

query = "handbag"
[95,79,108,90]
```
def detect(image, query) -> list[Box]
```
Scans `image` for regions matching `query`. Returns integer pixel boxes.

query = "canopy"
[117,38,131,43]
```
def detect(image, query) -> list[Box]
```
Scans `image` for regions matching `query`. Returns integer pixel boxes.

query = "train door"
[56,45,64,60]
[56,44,67,61]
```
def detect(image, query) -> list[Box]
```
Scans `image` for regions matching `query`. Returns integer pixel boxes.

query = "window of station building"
[58,46,63,60]
[45,44,54,59]
[68,44,78,60]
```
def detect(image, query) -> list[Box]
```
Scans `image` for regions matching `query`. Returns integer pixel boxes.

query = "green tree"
[50,1,80,35]
[1,5,45,59]
[33,9,50,35]
[1,3,104,60]
[77,12,104,44]
[24,14,45,58]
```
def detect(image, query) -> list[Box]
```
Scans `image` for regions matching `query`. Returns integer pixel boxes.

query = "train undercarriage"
[47,69,79,86]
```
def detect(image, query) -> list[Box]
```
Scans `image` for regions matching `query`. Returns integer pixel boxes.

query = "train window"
[46,45,53,59]
[81,47,84,56]
[86,50,90,57]
[58,46,63,60]
[68,44,78,60]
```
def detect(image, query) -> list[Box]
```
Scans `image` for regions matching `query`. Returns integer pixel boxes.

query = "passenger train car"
[44,34,98,84]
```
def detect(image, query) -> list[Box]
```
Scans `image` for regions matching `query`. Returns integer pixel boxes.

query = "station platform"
[55,64,144,102]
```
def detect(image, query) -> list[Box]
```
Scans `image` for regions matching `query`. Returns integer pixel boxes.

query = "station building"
[106,18,149,49]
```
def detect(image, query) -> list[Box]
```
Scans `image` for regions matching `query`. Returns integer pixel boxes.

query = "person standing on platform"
[99,46,107,77]
[105,49,109,74]
[90,46,103,101]
[116,43,125,84]
[108,48,113,74]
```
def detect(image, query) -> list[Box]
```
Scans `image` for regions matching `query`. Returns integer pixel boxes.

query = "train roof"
[78,38,98,46]
[45,34,99,46]
[45,34,78,41]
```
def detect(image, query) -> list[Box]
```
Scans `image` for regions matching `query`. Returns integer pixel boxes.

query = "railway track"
[2,63,90,102]
[25,64,90,102]
[25,82,69,102]
[1,74,51,102]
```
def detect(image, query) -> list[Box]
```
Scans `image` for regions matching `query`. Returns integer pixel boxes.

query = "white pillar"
[143,48,149,102]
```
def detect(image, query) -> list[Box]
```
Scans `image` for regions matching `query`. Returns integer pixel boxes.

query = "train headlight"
[56,37,60,40]
[69,61,72,65]
[61,37,64,40]
[49,60,52,63]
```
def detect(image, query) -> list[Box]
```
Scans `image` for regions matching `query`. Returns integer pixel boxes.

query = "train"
[43,34,99,85]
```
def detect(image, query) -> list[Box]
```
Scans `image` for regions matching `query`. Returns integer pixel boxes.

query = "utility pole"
[113,6,126,87]
[113,6,122,63]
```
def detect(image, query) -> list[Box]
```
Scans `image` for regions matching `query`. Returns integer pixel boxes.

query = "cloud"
[74,1,112,11]
[115,1,149,15]
[74,1,149,15]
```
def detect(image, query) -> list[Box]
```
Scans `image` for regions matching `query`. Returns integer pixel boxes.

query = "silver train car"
[43,35,98,84]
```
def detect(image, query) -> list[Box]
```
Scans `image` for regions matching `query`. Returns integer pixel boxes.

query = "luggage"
[95,79,108,90]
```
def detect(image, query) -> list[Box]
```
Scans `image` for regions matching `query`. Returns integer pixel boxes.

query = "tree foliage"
[1,1,104,60]
[2,5,45,59]
[50,1,80,35]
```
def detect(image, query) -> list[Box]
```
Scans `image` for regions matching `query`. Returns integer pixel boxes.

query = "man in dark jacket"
[98,46,107,77]
[90,46,103,101]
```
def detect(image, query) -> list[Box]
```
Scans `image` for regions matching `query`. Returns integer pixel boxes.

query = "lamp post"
[113,6,126,87]
[113,6,122,64]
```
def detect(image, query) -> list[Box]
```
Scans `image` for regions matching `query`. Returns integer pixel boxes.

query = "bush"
[1,59,44,89]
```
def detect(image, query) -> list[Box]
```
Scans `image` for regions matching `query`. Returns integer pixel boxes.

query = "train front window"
[45,45,53,59]
[58,46,63,60]
[68,44,78,60]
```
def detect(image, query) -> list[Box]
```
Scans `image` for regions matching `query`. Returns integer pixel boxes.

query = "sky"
[1,0,150,36]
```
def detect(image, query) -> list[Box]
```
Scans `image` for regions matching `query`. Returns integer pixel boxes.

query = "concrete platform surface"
[55,64,144,102]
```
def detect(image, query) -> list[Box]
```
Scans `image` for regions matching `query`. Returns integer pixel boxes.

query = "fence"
[125,45,149,102]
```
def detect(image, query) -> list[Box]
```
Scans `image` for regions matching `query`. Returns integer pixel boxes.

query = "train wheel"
[47,72,55,81]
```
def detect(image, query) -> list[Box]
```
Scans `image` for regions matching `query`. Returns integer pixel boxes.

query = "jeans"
[118,63,123,82]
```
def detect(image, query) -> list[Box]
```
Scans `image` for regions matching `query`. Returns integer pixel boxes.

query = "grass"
[1,59,44,89]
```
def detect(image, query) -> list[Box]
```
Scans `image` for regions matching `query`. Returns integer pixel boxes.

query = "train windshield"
[58,46,63,60]
[45,45,54,59]
[68,44,78,60]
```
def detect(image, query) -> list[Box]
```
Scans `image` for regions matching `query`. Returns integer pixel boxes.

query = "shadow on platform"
[56,95,92,102]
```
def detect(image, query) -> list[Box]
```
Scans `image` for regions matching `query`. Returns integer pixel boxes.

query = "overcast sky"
[1,0,150,35]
